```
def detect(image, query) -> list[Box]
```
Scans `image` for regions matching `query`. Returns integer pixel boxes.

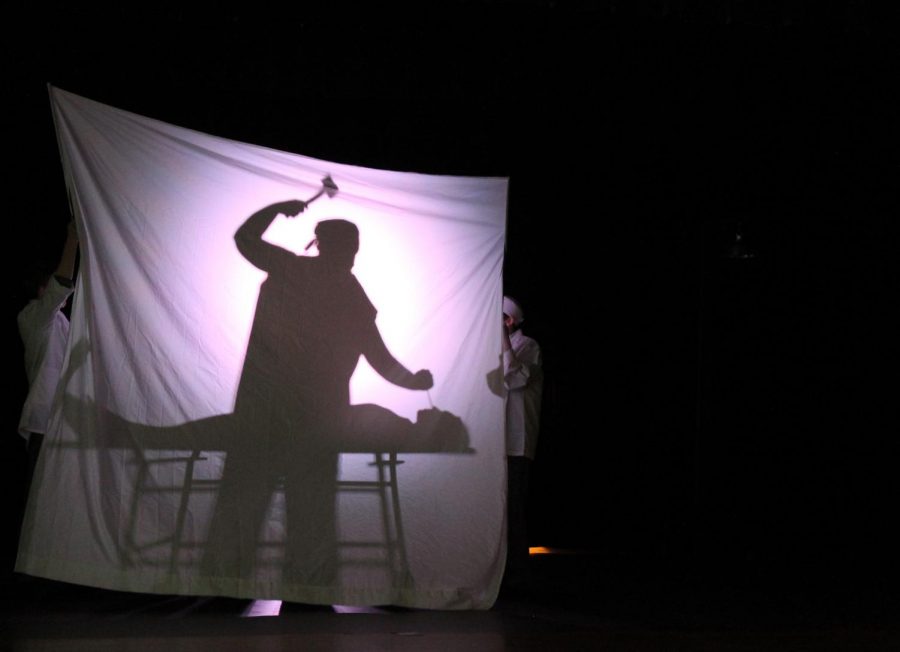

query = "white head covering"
[503,296,524,325]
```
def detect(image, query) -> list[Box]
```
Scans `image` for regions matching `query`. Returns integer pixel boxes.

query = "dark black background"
[4,3,896,596]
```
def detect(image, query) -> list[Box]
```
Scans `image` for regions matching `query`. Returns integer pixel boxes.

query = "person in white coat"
[500,295,542,588]
[18,219,78,499]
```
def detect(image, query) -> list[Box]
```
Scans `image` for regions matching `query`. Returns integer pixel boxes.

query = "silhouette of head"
[315,220,359,269]
[22,260,53,302]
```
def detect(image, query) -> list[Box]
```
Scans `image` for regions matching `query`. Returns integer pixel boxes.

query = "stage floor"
[3,552,898,651]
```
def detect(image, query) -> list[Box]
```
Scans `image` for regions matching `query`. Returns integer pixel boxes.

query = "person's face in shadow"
[315,221,359,271]
[317,238,357,271]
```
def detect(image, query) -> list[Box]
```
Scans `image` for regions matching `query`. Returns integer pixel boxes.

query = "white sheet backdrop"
[16,88,508,609]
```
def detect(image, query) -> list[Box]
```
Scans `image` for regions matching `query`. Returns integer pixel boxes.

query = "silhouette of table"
[77,405,474,590]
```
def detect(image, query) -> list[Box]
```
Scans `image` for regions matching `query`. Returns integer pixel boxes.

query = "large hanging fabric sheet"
[17,88,508,609]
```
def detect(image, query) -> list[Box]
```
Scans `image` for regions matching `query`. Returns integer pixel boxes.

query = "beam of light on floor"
[529,546,555,555]
[529,547,586,555]
[241,599,282,617]
[332,605,392,614]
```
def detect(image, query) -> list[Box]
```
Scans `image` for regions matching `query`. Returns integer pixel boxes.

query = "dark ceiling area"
[5,3,896,590]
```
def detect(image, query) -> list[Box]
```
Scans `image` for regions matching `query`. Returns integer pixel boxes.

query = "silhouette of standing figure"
[202,200,433,588]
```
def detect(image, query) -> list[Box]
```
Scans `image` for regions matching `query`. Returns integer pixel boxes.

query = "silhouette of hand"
[412,369,434,390]
[272,200,307,217]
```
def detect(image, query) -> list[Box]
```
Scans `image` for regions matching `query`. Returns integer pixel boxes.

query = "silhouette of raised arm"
[235,200,307,271]
[55,220,79,283]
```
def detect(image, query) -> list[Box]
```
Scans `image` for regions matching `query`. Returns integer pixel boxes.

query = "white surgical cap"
[503,296,524,325]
